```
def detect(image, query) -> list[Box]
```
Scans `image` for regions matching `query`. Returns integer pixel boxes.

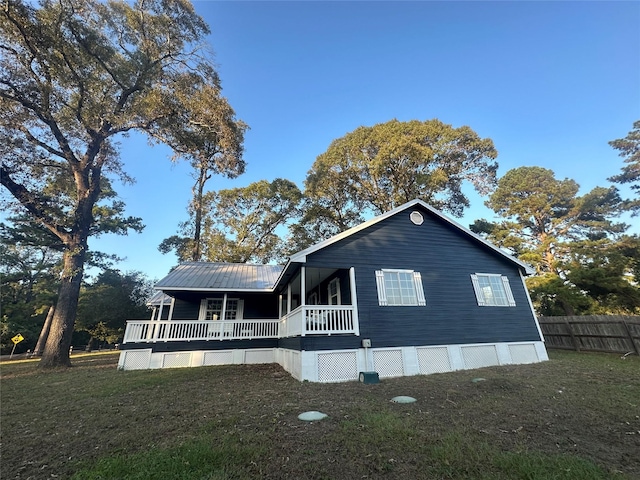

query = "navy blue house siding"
[122,338,279,352]
[126,204,542,356]
[170,298,200,319]
[168,293,279,320]
[302,204,541,350]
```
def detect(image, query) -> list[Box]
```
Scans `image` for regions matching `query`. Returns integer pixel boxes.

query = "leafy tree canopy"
[476,166,626,274]
[75,269,153,349]
[297,118,498,248]
[472,166,636,315]
[160,178,302,264]
[608,120,640,215]
[0,224,61,354]
[1,0,241,367]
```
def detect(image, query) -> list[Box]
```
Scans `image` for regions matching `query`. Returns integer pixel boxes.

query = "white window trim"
[328,278,341,305]
[375,269,426,307]
[470,273,516,307]
[199,296,244,320]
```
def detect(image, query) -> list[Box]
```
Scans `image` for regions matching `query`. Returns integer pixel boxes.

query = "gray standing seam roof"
[154,262,283,291]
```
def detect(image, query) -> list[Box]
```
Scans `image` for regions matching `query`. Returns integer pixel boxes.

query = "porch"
[122,305,358,344]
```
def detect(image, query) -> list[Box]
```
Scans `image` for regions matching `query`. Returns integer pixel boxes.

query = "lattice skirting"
[118,341,548,382]
[277,341,548,383]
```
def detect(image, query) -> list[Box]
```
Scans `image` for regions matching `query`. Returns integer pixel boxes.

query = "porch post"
[168,297,176,321]
[300,266,306,306]
[221,293,228,321]
[287,283,292,313]
[278,294,283,319]
[158,295,165,320]
[349,267,360,336]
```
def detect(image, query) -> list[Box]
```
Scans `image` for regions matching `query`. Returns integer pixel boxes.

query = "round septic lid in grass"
[391,396,417,404]
[298,411,328,421]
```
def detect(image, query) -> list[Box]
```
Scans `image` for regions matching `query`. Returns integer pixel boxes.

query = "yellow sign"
[11,334,24,344]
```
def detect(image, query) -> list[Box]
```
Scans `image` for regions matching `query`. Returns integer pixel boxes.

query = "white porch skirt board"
[117,341,548,383]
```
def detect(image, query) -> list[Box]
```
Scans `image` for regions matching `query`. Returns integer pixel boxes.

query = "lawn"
[1,350,638,479]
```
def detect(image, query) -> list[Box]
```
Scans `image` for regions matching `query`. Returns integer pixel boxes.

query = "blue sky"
[94,1,640,281]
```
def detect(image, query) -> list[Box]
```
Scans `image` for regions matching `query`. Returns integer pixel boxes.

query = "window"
[470,274,516,307]
[410,211,424,225]
[375,269,426,306]
[328,278,341,305]
[308,292,318,305]
[200,297,243,320]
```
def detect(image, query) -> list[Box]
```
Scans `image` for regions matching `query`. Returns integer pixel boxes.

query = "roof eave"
[155,286,275,293]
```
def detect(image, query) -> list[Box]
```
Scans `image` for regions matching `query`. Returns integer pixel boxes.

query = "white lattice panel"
[121,350,151,370]
[245,349,274,364]
[289,351,301,380]
[317,351,358,382]
[162,352,192,368]
[461,345,499,369]
[372,349,405,378]
[203,351,233,366]
[417,347,452,374]
[509,344,539,364]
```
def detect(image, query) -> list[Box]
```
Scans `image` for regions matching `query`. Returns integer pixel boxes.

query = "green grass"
[1,350,638,479]
[71,435,265,480]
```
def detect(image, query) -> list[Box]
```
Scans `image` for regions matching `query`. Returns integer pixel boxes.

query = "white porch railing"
[280,305,357,337]
[123,306,357,343]
[123,319,280,343]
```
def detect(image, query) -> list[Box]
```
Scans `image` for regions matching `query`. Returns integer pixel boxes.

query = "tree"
[609,120,640,215]
[565,236,640,314]
[525,274,595,317]
[298,118,498,247]
[472,166,629,315]
[75,269,152,350]
[1,0,241,367]
[0,223,61,355]
[476,167,626,275]
[162,179,302,263]
[166,86,248,261]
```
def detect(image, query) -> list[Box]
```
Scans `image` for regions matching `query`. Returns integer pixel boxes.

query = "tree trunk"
[559,299,576,316]
[33,305,55,356]
[191,164,209,261]
[39,245,86,368]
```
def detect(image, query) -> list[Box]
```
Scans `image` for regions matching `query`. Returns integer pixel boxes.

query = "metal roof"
[154,262,284,292]
[147,291,173,306]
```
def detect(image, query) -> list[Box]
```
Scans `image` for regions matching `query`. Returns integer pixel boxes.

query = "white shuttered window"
[199,298,244,320]
[375,269,426,306]
[470,274,516,307]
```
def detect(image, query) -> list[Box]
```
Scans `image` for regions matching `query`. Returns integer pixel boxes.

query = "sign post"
[10,333,24,359]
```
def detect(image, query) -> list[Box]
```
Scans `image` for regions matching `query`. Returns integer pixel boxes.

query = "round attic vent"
[410,211,424,225]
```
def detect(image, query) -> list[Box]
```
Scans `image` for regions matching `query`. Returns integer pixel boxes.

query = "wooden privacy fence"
[538,315,640,355]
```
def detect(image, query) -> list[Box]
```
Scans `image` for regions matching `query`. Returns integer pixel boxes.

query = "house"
[118,199,548,382]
